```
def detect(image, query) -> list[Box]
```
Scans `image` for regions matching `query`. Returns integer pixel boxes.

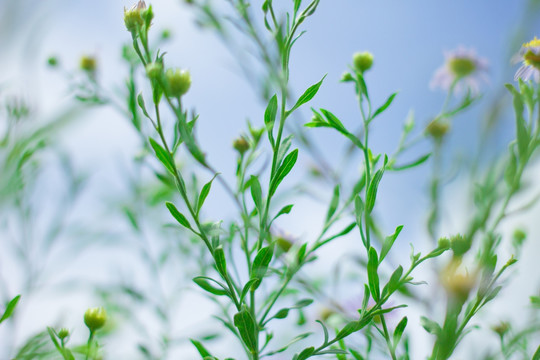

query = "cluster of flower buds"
[145,62,192,98]
[124,1,147,34]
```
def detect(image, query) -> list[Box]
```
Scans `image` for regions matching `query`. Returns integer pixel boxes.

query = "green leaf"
[506,84,530,161]
[365,156,387,213]
[240,279,259,304]
[336,317,371,341]
[193,277,229,297]
[382,265,403,298]
[380,225,403,264]
[190,339,213,358]
[273,308,289,319]
[273,204,293,220]
[372,92,397,120]
[325,185,340,223]
[320,109,346,132]
[289,76,326,114]
[265,95,278,145]
[0,295,20,324]
[213,245,227,277]
[296,346,315,360]
[165,202,193,230]
[391,153,431,171]
[393,316,408,348]
[233,310,258,353]
[420,316,441,335]
[149,138,175,175]
[533,344,540,360]
[250,175,263,211]
[197,174,218,215]
[367,247,380,301]
[316,320,329,346]
[251,245,274,289]
[269,149,299,197]
[137,92,152,119]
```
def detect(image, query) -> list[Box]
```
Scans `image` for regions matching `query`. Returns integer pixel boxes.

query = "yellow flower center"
[524,50,540,70]
[523,36,540,48]
[448,57,476,78]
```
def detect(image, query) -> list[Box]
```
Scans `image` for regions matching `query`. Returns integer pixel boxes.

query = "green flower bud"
[426,119,450,139]
[80,55,97,73]
[276,237,293,253]
[512,228,526,247]
[146,62,163,80]
[165,69,191,97]
[450,234,470,256]
[233,137,250,154]
[437,237,451,249]
[492,321,510,337]
[58,328,70,340]
[84,307,107,332]
[353,51,374,73]
[124,1,146,33]
[47,56,59,67]
[340,71,354,82]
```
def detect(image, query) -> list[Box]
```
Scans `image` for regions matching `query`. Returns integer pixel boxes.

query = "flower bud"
[58,328,70,340]
[84,307,107,332]
[276,236,293,253]
[512,228,526,247]
[340,71,354,82]
[165,69,191,97]
[450,234,470,256]
[426,119,450,139]
[492,321,510,337]
[80,55,97,73]
[47,56,59,67]
[440,260,476,303]
[233,137,250,154]
[437,237,451,249]
[146,62,163,80]
[353,51,374,73]
[124,1,146,33]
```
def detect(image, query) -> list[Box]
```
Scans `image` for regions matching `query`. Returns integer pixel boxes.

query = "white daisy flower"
[430,46,489,94]
[514,37,540,83]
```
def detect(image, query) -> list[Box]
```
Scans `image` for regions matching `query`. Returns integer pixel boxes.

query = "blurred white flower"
[430,46,489,94]
[514,37,540,83]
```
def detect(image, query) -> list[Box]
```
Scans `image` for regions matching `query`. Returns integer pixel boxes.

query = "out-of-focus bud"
[58,328,70,340]
[450,234,470,257]
[437,237,451,250]
[353,51,374,73]
[146,62,163,80]
[161,29,171,40]
[80,55,97,73]
[492,321,510,338]
[233,137,250,155]
[426,118,450,139]
[124,1,146,33]
[276,236,293,253]
[165,69,191,97]
[440,260,476,303]
[340,71,354,82]
[47,56,59,67]
[84,307,107,332]
[512,228,526,248]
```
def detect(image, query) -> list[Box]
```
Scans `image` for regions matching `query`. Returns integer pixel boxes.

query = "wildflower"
[492,321,510,338]
[352,51,374,73]
[165,69,191,97]
[84,307,107,332]
[124,1,146,33]
[430,46,488,94]
[514,37,540,82]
